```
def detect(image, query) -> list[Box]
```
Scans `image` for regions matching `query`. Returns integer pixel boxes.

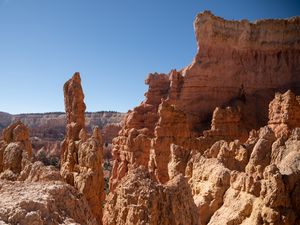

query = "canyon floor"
[1,11,300,225]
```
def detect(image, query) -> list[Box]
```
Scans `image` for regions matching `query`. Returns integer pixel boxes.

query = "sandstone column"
[60,72,104,224]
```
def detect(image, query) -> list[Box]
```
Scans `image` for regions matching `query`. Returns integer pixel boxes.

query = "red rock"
[110,12,300,190]
[60,73,104,224]
[268,90,300,137]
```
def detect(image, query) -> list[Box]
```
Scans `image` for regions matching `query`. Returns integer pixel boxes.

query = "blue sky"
[0,0,299,114]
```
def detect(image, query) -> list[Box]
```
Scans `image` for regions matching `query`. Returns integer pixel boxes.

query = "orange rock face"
[186,92,300,225]
[203,106,248,142]
[60,73,104,224]
[268,90,300,137]
[110,12,300,192]
[110,73,170,190]
[107,11,300,225]
[0,121,32,180]
[104,167,199,225]
[0,121,99,224]
[181,11,300,127]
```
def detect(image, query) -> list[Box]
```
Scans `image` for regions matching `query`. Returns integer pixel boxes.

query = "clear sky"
[0,0,299,114]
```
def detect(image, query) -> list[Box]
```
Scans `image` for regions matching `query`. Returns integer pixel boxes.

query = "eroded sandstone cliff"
[110,11,300,190]
[107,11,300,225]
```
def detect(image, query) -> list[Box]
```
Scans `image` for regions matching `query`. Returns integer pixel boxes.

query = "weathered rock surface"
[203,106,248,142]
[104,167,199,225]
[182,11,300,127]
[268,90,300,137]
[0,180,97,225]
[60,73,104,224]
[110,74,170,190]
[185,92,300,225]
[1,11,300,225]
[0,121,98,224]
[106,92,300,224]
[110,12,300,192]
[0,121,32,180]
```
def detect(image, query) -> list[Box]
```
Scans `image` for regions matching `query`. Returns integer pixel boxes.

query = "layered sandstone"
[110,12,300,191]
[182,11,300,127]
[60,73,104,224]
[149,100,197,183]
[203,106,248,142]
[0,111,124,169]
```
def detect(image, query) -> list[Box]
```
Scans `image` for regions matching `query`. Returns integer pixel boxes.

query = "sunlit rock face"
[268,90,300,137]
[110,11,300,188]
[0,121,98,224]
[104,167,199,225]
[0,121,32,181]
[181,11,300,129]
[107,11,300,225]
[0,180,98,225]
[60,72,104,224]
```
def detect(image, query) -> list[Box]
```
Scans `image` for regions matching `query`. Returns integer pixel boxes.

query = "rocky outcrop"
[0,111,124,142]
[203,106,248,142]
[110,73,170,190]
[1,10,299,225]
[182,11,300,127]
[0,121,32,180]
[268,90,300,137]
[0,121,98,224]
[60,73,104,224]
[102,123,122,144]
[184,92,300,224]
[104,167,199,225]
[0,180,98,225]
[110,12,300,190]
[106,90,300,224]
[149,100,197,183]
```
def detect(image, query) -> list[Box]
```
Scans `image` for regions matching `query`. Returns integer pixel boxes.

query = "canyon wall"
[110,11,300,188]
[107,11,300,225]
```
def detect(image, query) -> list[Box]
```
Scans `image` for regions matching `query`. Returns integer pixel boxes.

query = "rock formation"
[110,73,171,190]
[1,10,300,225]
[60,72,104,224]
[0,111,124,169]
[110,11,300,192]
[268,90,300,137]
[183,11,300,128]
[203,106,248,142]
[183,90,300,225]
[0,111,124,143]
[0,121,32,180]
[107,11,300,225]
[0,179,98,225]
[0,121,98,224]
[104,167,199,225]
